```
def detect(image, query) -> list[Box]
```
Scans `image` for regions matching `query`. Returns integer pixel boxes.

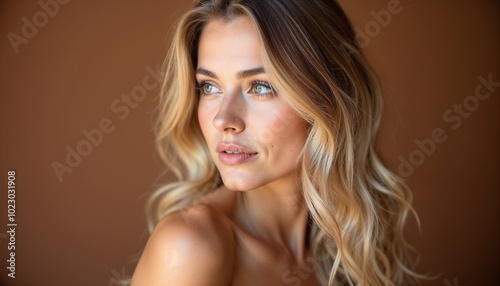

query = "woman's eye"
[197,82,221,95]
[250,81,274,96]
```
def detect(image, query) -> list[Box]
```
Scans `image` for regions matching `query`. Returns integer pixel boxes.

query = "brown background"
[0,0,498,285]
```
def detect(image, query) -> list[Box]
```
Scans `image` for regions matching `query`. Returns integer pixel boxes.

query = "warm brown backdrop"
[0,0,498,285]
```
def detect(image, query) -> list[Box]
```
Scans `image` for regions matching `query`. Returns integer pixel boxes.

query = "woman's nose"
[212,92,245,133]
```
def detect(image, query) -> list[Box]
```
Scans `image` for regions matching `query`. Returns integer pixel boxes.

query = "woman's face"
[197,16,308,192]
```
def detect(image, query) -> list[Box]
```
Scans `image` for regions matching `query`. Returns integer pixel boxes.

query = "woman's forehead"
[197,17,264,72]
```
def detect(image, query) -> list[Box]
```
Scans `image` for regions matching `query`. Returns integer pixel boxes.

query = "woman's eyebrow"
[236,67,265,79]
[195,67,266,79]
[195,67,217,78]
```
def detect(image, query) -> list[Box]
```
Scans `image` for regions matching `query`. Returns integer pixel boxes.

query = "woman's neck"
[234,181,310,264]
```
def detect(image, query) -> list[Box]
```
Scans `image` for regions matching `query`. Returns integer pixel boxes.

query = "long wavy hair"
[148,0,422,285]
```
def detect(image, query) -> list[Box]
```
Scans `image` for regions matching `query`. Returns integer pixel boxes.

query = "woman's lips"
[218,152,257,165]
[216,143,257,165]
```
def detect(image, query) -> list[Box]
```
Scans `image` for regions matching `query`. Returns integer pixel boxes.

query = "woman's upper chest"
[228,230,322,286]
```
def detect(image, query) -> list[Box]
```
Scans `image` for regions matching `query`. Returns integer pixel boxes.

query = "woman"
[131,0,422,285]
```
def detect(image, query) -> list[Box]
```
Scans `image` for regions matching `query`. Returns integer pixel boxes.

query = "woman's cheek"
[255,105,301,144]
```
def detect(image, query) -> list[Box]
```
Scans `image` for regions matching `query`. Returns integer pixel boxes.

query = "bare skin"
[131,17,320,286]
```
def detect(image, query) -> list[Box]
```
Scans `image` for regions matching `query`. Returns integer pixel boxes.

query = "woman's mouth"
[217,143,258,165]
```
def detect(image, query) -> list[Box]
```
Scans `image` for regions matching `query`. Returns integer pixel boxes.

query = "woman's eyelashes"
[249,80,275,97]
[196,80,222,95]
[196,80,275,98]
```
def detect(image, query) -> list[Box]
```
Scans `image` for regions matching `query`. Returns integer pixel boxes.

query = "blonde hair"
[149,0,422,285]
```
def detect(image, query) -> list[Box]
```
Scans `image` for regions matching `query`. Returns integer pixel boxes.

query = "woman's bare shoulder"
[131,203,235,286]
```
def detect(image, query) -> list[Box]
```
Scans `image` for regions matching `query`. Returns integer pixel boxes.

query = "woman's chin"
[220,177,260,192]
